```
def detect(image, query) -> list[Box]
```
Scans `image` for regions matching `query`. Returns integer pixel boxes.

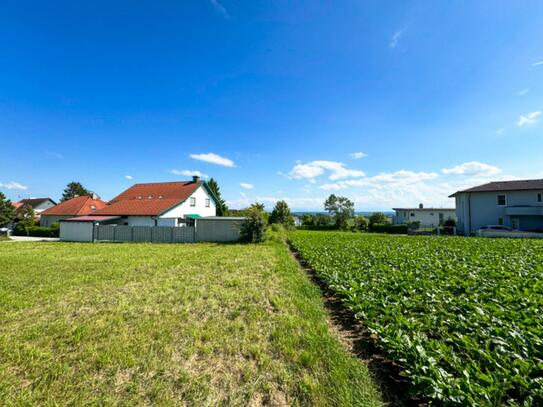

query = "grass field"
[289,231,543,406]
[0,241,383,406]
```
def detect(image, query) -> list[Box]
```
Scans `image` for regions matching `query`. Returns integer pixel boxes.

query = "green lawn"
[0,241,383,406]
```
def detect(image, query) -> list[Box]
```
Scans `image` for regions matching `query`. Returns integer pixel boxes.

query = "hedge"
[296,225,337,231]
[369,223,408,234]
[13,224,60,237]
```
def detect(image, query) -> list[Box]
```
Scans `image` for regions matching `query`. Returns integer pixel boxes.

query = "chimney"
[192,175,200,183]
[419,203,423,209]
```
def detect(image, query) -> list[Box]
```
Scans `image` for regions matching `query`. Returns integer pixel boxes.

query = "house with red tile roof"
[89,176,218,226]
[40,195,107,226]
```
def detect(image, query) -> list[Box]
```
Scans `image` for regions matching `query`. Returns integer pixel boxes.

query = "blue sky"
[1,0,542,210]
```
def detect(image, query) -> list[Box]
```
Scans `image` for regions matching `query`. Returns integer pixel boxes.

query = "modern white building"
[393,204,456,228]
[450,179,543,235]
[88,176,218,226]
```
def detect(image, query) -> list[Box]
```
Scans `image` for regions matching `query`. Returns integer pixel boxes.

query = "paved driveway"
[4,236,59,242]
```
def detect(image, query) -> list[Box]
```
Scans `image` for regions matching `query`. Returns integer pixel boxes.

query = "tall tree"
[324,194,354,230]
[368,212,388,226]
[207,178,228,216]
[61,182,91,202]
[0,192,15,227]
[269,200,294,226]
[17,204,35,235]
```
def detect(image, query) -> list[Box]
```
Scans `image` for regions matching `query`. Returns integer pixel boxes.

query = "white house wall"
[160,185,216,221]
[394,209,456,227]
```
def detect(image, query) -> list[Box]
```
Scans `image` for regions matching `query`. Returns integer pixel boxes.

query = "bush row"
[13,223,60,237]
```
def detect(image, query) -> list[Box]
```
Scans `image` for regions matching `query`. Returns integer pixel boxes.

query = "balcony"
[505,205,543,216]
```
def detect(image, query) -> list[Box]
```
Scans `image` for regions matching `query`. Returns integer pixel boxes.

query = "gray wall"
[456,190,543,235]
[60,222,94,242]
[41,215,70,227]
[195,218,243,242]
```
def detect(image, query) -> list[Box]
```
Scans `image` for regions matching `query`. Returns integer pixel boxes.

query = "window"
[497,194,506,206]
[410,212,415,217]
[538,193,542,203]
[205,198,210,207]
[403,211,407,217]
[498,217,504,225]
[190,197,196,207]
[439,213,444,223]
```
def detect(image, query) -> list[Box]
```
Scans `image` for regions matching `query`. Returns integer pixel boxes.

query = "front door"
[511,217,520,230]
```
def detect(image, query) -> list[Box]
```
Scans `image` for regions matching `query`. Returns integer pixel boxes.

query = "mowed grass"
[0,241,383,406]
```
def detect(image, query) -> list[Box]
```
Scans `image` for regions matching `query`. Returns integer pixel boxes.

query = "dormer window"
[148,195,153,199]
[158,195,163,199]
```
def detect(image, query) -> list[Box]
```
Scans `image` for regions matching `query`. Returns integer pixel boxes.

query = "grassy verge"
[0,241,382,406]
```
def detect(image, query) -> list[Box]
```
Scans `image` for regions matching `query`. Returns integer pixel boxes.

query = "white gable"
[159,184,216,220]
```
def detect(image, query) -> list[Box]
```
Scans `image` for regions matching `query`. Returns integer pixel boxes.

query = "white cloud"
[389,30,403,48]
[45,151,63,159]
[532,61,543,66]
[517,111,541,127]
[189,153,235,167]
[516,88,529,96]
[125,175,133,180]
[240,182,254,189]
[289,163,324,179]
[319,170,439,191]
[350,152,368,160]
[209,0,230,19]
[171,169,209,178]
[289,160,365,181]
[496,128,505,135]
[239,192,247,198]
[0,181,28,190]
[442,161,501,176]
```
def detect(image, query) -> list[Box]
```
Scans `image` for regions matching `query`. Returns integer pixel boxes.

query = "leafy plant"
[289,231,543,406]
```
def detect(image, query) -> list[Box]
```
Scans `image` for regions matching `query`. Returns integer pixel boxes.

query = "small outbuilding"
[40,195,107,226]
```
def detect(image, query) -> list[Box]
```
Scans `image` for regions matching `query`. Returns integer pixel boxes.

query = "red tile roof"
[450,179,543,197]
[64,215,121,222]
[41,196,108,216]
[93,181,203,216]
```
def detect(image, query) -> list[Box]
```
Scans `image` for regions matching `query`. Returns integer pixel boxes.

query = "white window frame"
[190,197,196,207]
[205,198,210,207]
[497,194,507,207]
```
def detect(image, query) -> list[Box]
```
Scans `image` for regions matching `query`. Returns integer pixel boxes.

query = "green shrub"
[369,223,407,234]
[13,223,59,237]
[296,225,337,231]
[240,207,266,243]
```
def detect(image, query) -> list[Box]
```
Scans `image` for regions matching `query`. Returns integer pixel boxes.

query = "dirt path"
[287,242,426,407]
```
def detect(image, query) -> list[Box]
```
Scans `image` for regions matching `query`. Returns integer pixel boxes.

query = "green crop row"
[289,231,543,406]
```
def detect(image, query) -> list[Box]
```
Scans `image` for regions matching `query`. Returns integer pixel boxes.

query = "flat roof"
[198,216,246,220]
[393,208,455,211]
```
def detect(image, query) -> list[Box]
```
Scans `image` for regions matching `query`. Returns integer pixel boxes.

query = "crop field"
[0,241,382,406]
[289,231,543,406]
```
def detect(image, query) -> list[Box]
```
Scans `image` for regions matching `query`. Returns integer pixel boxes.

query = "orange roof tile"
[41,196,108,216]
[93,181,203,216]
